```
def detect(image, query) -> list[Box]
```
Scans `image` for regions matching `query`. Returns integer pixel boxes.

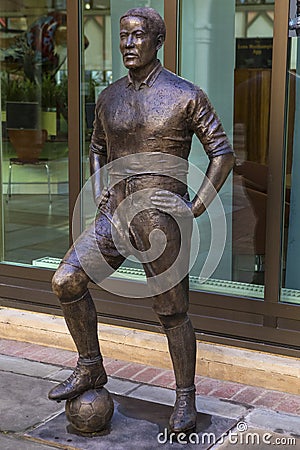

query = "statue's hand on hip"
[96,187,110,210]
[150,189,194,218]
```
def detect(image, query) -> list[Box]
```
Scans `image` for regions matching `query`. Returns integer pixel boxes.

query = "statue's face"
[120,16,158,70]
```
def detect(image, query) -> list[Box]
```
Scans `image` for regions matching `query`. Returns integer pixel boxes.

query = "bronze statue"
[48,7,235,434]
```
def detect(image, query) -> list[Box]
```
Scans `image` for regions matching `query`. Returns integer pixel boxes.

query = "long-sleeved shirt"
[90,60,233,182]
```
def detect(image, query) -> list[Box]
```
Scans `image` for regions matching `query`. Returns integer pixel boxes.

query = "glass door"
[0,0,69,268]
[179,0,274,298]
[0,0,298,351]
[82,0,112,186]
[81,0,165,187]
[281,0,300,306]
[80,0,165,286]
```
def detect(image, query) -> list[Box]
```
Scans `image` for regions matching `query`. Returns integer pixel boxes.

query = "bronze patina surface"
[48,7,235,434]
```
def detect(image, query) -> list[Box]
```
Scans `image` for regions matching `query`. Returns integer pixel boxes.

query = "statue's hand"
[96,187,110,210]
[150,189,193,218]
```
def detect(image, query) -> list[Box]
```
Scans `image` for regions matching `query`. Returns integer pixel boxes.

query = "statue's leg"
[126,175,196,431]
[48,213,126,401]
[133,222,196,432]
[48,262,107,401]
[156,280,197,433]
[158,310,196,389]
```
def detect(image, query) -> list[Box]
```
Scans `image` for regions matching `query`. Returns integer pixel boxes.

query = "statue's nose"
[125,35,134,48]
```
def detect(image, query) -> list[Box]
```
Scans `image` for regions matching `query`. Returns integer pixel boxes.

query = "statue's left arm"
[191,152,235,218]
[151,88,235,217]
[190,89,235,217]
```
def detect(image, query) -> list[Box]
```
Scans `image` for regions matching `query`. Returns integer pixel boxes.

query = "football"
[65,388,114,433]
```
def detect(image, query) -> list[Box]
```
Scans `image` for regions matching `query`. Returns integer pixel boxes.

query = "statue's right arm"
[89,101,108,206]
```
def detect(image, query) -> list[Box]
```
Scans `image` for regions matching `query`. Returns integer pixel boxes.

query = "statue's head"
[119,7,165,70]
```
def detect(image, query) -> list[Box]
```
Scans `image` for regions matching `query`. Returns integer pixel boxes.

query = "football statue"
[65,388,114,434]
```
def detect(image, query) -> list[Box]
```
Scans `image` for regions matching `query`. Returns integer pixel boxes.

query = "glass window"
[0,1,69,268]
[82,0,112,183]
[179,0,274,298]
[77,0,276,298]
[81,0,164,285]
[281,0,300,305]
[82,0,164,183]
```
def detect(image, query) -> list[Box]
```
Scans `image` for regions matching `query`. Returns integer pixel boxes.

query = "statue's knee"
[52,264,88,301]
[158,312,187,329]
[51,270,67,298]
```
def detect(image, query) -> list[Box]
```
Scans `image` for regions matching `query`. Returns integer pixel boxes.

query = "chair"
[6,129,51,203]
[233,160,290,277]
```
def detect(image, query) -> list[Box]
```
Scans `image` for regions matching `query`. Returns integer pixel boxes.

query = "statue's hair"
[120,7,166,40]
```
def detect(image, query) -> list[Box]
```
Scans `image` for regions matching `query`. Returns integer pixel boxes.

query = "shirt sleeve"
[89,96,107,157]
[190,88,234,159]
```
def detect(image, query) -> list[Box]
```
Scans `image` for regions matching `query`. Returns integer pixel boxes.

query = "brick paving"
[195,377,222,395]
[1,337,300,416]
[231,385,265,404]
[252,390,290,409]
[145,368,176,389]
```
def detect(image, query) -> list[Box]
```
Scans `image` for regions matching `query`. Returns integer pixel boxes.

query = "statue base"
[26,394,237,449]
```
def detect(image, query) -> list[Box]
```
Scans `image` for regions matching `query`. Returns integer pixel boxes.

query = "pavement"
[0,338,299,449]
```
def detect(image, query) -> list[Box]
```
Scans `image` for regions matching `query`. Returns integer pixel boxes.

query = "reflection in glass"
[281,33,300,305]
[0,3,69,267]
[79,0,274,297]
[232,0,273,292]
[82,0,164,183]
[81,0,164,279]
[178,0,274,298]
[83,0,113,183]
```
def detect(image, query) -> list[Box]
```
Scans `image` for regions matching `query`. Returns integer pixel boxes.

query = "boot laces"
[175,392,190,417]
[59,366,81,388]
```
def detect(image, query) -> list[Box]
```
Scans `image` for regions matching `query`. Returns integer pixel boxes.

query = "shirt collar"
[127,60,162,89]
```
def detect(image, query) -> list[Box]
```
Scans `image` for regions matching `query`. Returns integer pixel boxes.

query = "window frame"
[0,0,299,357]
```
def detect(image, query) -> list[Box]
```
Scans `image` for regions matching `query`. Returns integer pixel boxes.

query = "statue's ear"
[156,34,164,51]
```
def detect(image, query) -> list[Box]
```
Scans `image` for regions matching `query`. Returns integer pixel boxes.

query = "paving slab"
[27,394,238,450]
[0,355,59,379]
[196,395,250,420]
[0,371,64,432]
[246,408,300,436]
[128,385,249,421]
[0,433,59,449]
[105,376,141,395]
[127,383,176,406]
